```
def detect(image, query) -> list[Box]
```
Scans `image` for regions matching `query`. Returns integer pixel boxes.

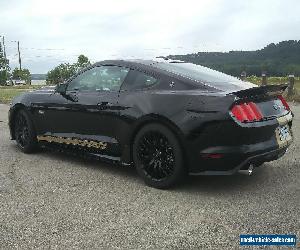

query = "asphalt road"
[0,103,299,249]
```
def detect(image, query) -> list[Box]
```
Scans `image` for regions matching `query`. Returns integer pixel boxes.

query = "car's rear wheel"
[133,123,185,189]
[14,109,38,153]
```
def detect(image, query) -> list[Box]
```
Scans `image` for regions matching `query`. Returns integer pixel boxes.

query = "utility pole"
[2,36,8,73]
[17,41,22,70]
[2,36,6,60]
[0,35,9,84]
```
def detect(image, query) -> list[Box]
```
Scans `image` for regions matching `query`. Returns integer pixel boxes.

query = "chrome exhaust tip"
[248,164,254,176]
[238,164,254,176]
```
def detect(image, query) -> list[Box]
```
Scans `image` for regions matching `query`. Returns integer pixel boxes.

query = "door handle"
[98,102,112,106]
[64,90,78,102]
[97,102,113,109]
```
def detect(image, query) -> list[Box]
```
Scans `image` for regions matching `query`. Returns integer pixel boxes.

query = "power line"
[5,46,65,50]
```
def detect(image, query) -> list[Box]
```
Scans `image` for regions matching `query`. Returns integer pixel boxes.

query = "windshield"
[153,62,256,91]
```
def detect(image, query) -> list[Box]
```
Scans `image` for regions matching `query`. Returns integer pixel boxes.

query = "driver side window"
[67,66,129,92]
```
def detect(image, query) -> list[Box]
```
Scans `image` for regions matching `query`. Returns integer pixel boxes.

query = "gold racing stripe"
[37,135,107,150]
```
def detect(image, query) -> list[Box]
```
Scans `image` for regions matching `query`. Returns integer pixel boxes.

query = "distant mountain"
[167,40,300,76]
[31,74,46,80]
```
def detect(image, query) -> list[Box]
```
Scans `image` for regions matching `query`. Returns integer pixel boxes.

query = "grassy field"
[246,76,300,102]
[0,78,299,104]
[0,85,42,104]
[246,76,300,91]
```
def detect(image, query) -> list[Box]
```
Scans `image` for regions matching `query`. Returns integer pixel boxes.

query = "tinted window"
[153,62,256,91]
[67,66,129,92]
[122,70,158,91]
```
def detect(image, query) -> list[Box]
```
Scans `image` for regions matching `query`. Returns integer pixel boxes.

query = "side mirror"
[56,83,67,94]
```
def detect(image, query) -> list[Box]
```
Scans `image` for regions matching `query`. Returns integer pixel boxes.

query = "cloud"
[1,0,300,73]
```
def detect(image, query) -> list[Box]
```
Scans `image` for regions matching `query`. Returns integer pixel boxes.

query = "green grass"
[0,85,43,104]
[0,85,41,90]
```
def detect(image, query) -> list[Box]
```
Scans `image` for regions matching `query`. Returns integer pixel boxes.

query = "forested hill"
[167,40,300,77]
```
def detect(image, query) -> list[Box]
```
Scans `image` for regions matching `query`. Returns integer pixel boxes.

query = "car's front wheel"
[133,123,185,189]
[14,109,38,153]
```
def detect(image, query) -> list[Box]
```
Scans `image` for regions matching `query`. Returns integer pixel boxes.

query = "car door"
[116,69,161,153]
[36,65,129,156]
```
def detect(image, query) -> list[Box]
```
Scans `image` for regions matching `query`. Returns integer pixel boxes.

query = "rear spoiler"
[229,84,288,98]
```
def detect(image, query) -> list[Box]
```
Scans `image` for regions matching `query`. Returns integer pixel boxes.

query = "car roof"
[93,59,197,83]
[94,59,169,69]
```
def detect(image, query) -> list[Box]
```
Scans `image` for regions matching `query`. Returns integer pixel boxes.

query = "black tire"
[14,109,38,153]
[133,123,185,189]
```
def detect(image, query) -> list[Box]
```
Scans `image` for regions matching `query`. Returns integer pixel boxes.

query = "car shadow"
[176,164,280,194]
[38,148,139,179]
[11,144,280,193]
[50,148,276,191]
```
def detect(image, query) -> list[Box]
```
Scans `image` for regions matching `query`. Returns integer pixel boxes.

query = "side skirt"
[39,141,131,166]
[36,133,131,166]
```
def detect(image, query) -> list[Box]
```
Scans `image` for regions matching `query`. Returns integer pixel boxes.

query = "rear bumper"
[186,112,293,175]
[189,146,288,175]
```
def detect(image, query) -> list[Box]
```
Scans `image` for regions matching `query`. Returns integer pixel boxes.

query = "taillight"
[278,95,290,111]
[231,102,263,123]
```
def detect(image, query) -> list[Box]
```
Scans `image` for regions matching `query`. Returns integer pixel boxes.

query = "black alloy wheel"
[138,131,175,180]
[14,109,37,153]
[133,123,185,189]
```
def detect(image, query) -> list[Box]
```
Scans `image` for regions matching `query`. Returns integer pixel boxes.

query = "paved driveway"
[0,103,299,249]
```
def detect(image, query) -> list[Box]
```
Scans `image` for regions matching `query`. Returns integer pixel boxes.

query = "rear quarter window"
[154,62,256,91]
[121,70,158,91]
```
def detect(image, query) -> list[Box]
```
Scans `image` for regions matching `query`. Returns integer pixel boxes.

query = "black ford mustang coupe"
[8,59,293,188]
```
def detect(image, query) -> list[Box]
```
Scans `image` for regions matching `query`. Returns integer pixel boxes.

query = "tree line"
[0,42,90,85]
[46,55,91,84]
[167,40,300,77]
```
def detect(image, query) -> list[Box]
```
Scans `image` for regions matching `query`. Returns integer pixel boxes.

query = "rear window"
[153,62,256,91]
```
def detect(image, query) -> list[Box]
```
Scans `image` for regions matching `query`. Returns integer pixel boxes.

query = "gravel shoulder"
[0,103,299,249]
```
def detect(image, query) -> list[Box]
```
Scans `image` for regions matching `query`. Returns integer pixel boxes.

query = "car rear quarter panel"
[118,89,291,172]
[117,89,236,163]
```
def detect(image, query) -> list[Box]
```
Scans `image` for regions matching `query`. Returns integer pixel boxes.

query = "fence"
[241,72,297,98]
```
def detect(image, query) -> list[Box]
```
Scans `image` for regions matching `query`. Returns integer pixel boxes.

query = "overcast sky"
[1,0,300,73]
